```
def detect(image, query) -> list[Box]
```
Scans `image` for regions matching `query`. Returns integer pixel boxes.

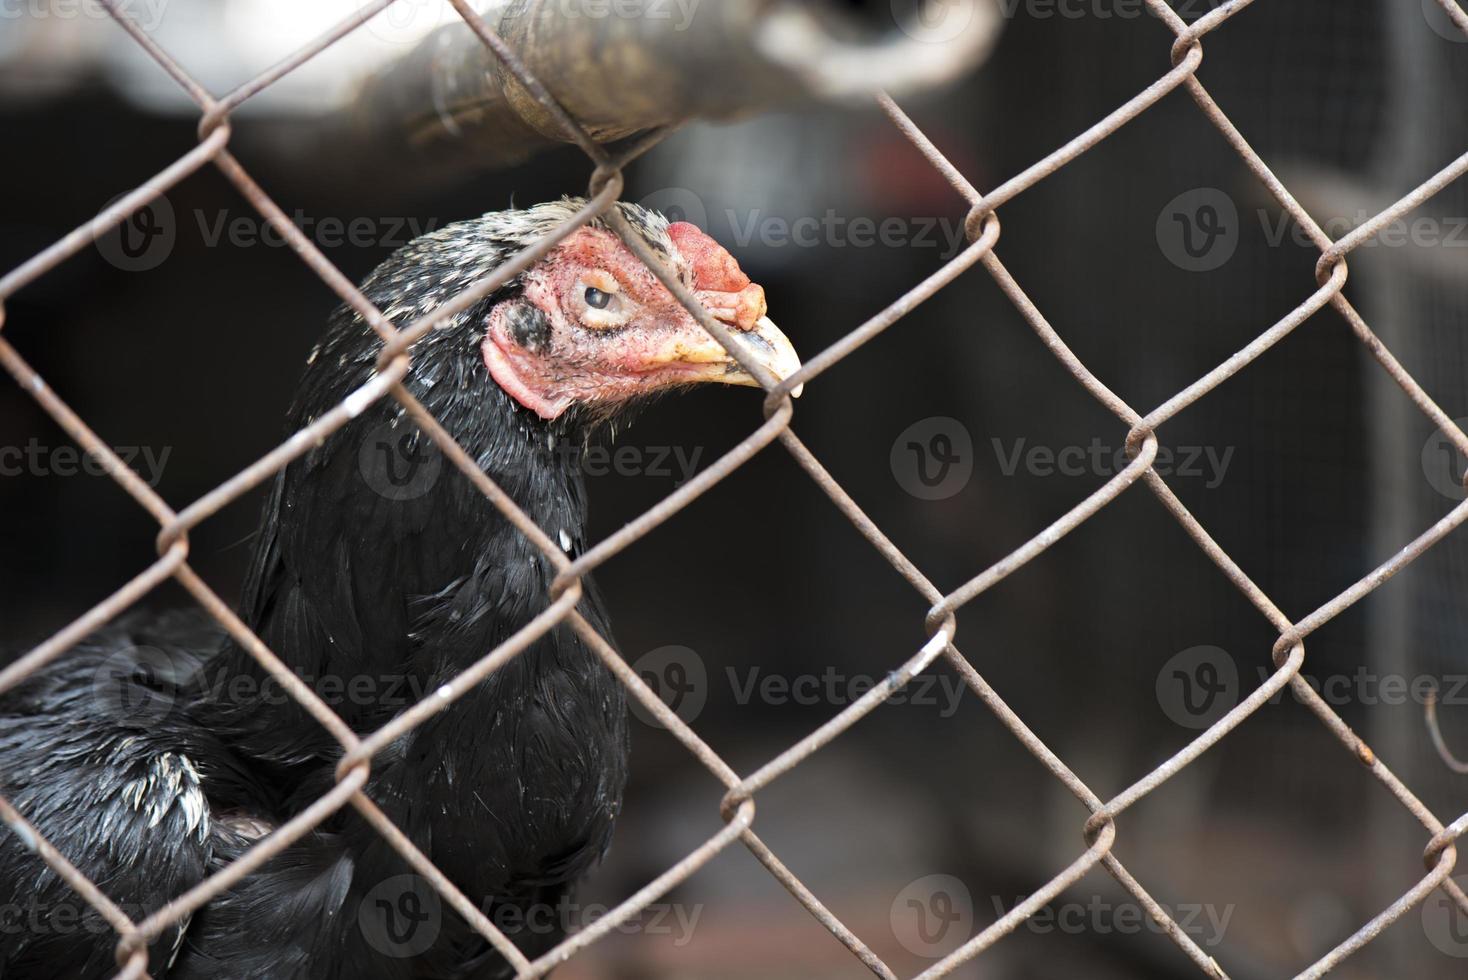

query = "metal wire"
[2,1,1468,977]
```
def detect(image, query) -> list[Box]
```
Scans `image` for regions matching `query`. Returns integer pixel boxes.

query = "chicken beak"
[690,316,804,398]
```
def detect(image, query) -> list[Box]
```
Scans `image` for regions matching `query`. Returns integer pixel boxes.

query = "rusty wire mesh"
[3,0,1468,977]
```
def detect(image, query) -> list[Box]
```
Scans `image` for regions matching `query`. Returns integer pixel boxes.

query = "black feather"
[0,198,683,978]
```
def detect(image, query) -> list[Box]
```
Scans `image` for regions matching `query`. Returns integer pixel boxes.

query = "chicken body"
[0,200,798,978]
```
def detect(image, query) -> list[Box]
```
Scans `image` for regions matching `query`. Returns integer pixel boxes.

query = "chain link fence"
[3,0,1468,977]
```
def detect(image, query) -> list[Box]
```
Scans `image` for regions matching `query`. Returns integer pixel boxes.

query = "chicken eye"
[584,287,613,310]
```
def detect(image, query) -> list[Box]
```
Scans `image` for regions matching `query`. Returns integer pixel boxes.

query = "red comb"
[667,222,751,292]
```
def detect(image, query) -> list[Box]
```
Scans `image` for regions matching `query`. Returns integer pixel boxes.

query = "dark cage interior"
[3,0,1468,977]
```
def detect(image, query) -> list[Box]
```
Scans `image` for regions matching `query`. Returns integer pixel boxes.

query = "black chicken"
[0,199,799,979]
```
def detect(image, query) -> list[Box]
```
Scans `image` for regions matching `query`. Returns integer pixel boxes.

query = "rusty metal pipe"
[350,0,1002,169]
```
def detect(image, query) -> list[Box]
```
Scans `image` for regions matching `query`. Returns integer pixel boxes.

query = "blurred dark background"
[4,1,1468,976]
